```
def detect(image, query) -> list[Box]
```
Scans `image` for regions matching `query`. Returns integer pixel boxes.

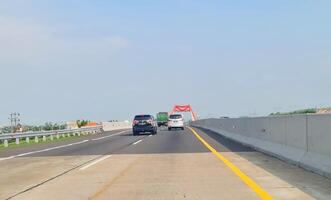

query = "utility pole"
[9,112,21,133]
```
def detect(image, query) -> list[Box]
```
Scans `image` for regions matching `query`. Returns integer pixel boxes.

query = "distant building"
[66,121,79,130]
[84,122,99,127]
[317,108,331,114]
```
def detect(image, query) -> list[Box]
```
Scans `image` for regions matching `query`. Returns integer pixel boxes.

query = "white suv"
[168,114,184,131]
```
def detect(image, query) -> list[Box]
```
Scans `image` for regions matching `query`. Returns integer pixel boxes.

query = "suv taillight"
[133,120,139,126]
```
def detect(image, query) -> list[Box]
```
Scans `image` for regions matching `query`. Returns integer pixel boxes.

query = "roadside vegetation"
[76,120,90,128]
[1,120,92,134]
[270,107,331,116]
[270,108,316,116]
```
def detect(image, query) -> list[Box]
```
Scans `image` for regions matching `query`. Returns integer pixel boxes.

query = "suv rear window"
[134,115,152,120]
[169,114,182,119]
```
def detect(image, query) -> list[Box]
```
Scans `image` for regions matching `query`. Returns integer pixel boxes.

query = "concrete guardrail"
[102,121,131,131]
[191,114,331,179]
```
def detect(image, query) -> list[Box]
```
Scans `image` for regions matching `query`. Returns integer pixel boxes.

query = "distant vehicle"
[168,114,184,131]
[156,112,169,127]
[132,115,158,135]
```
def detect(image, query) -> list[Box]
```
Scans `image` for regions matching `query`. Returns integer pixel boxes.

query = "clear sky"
[0,1,330,125]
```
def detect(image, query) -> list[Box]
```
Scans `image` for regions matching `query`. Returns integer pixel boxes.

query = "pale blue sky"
[0,1,330,124]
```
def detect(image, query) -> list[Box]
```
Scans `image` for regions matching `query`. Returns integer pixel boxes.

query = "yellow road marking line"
[188,127,273,200]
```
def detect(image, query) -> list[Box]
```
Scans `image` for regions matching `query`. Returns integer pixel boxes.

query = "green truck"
[156,112,169,127]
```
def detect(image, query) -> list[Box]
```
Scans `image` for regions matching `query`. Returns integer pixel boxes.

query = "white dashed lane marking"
[79,155,112,171]
[132,140,142,145]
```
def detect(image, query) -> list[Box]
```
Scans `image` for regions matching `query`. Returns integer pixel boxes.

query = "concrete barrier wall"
[191,114,331,178]
[102,121,131,131]
[301,115,331,177]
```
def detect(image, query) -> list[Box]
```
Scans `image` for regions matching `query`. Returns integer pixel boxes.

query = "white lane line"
[79,155,112,171]
[0,140,89,162]
[16,140,90,157]
[0,156,14,162]
[91,130,128,141]
[132,139,142,145]
[148,135,153,137]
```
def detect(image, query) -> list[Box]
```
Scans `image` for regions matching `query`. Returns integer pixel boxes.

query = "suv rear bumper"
[168,125,184,128]
[133,125,155,133]
[168,122,184,128]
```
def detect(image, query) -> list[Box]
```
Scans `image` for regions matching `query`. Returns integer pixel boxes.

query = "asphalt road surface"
[1,128,331,200]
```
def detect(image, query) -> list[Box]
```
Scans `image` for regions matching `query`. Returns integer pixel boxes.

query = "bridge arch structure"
[170,105,198,121]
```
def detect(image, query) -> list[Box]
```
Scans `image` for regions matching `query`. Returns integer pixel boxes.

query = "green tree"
[76,120,89,128]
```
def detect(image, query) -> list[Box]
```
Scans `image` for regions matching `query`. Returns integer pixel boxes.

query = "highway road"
[1,128,331,200]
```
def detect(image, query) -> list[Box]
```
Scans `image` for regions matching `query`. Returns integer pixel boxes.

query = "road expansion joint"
[4,155,106,200]
[87,156,143,200]
[3,131,142,200]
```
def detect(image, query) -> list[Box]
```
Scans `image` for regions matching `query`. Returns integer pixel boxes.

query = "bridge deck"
[0,128,331,200]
